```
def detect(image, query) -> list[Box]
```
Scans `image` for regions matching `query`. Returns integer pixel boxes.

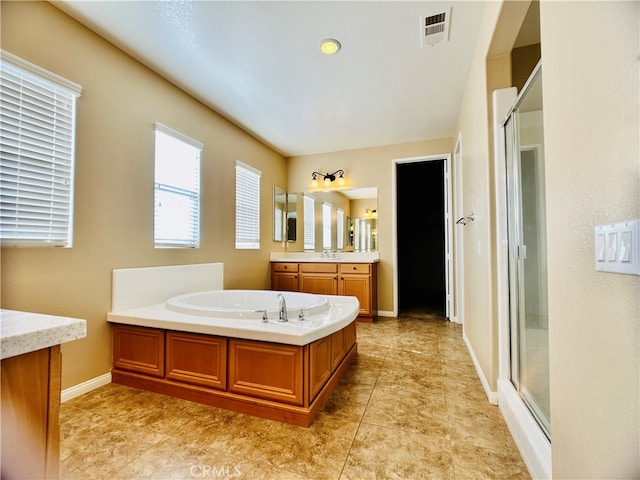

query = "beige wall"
[0,2,287,389]
[541,2,639,477]
[457,0,639,477]
[287,138,453,314]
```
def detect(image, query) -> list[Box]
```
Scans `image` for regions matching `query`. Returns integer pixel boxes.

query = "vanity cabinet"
[1,346,61,480]
[271,261,377,321]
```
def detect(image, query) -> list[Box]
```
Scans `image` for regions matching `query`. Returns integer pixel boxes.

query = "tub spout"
[277,293,288,322]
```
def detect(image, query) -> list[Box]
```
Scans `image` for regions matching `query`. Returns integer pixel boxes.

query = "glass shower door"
[504,63,550,439]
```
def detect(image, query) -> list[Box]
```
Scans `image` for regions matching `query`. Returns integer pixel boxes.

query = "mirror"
[273,186,286,242]
[284,187,378,252]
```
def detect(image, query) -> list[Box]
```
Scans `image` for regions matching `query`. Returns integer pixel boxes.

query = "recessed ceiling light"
[319,38,341,55]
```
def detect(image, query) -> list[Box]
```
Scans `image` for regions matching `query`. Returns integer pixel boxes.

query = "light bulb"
[324,177,331,187]
[311,178,318,188]
[337,176,345,186]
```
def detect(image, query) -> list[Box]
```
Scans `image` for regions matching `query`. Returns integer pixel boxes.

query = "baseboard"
[498,379,552,479]
[377,310,395,317]
[462,330,499,405]
[61,372,112,403]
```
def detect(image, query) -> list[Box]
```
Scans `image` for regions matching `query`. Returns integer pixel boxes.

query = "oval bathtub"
[165,290,330,319]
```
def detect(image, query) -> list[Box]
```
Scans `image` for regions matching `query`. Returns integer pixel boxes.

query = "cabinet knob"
[352,266,357,270]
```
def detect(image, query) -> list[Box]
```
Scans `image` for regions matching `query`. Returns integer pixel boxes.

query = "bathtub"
[107,264,360,426]
[108,289,358,346]
[165,290,331,319]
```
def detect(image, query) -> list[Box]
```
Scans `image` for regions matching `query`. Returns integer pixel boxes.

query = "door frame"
[453,134,464,324]
[391,153,453,319]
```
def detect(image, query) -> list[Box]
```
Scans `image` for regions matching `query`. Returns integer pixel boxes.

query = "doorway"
[395,158,448,318]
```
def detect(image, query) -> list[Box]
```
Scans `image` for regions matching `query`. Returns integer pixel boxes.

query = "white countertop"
[0,309,87,360]
[269,251,379,263]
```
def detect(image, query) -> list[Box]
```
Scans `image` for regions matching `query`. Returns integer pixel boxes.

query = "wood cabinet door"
[299,273,338,295]
[113,325,165,377]
[339,274,371,316]
[272,272,299,292]
[166,332,227,389]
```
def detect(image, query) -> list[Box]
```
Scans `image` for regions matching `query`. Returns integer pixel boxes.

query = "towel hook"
[456,213,475,226]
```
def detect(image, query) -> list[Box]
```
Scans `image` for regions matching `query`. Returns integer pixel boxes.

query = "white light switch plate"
[594,219,639,275]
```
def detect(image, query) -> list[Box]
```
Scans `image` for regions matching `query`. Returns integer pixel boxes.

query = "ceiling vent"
[421,8,451,47]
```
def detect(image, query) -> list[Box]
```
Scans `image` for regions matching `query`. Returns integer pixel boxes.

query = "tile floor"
[60,316,531,479]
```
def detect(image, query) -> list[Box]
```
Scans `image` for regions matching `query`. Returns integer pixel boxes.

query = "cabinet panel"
[345,320,357,349]
[166,332,227,389]
[331,328,346,371]
[113,325,165,377]
[299,273,338,295]
[272,272,299,292]
[309,336,332,401]
[228,339,304,406]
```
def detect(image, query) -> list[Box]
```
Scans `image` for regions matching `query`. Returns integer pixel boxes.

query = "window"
[322,202,332,249]
[336,208,344,250]
[154,123,201,248]
[0,52,81,247]
[303,194,315,250]
[235,161,261,249]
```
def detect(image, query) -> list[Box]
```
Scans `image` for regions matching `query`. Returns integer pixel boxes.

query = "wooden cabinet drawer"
[272,262,299,272]
[300,263,338,273]
[339,263,371,274]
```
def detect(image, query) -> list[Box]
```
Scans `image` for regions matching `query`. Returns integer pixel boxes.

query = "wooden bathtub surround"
[111,321,357,427]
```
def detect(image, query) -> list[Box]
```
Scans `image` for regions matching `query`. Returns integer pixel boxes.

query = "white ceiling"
[54,1,486,157]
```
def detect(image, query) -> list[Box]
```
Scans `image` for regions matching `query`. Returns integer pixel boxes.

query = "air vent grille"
[422,8,451,47]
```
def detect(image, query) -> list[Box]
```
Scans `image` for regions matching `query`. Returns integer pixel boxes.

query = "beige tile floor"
[60,316,531,479]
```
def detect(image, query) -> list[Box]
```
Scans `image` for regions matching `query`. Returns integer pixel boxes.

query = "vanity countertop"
[269,252,379,263]
[0,309,87,360]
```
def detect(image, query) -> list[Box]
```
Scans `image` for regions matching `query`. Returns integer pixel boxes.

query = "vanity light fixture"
[311,170,345,188]
[319,38,341,55]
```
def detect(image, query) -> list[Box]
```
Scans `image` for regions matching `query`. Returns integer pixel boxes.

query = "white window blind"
[0,51,81,247]
[154,123,202,248]
[336,208,344,249]
[303,194,315,250]
[235,161,261,249]
[322,202,332,249]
